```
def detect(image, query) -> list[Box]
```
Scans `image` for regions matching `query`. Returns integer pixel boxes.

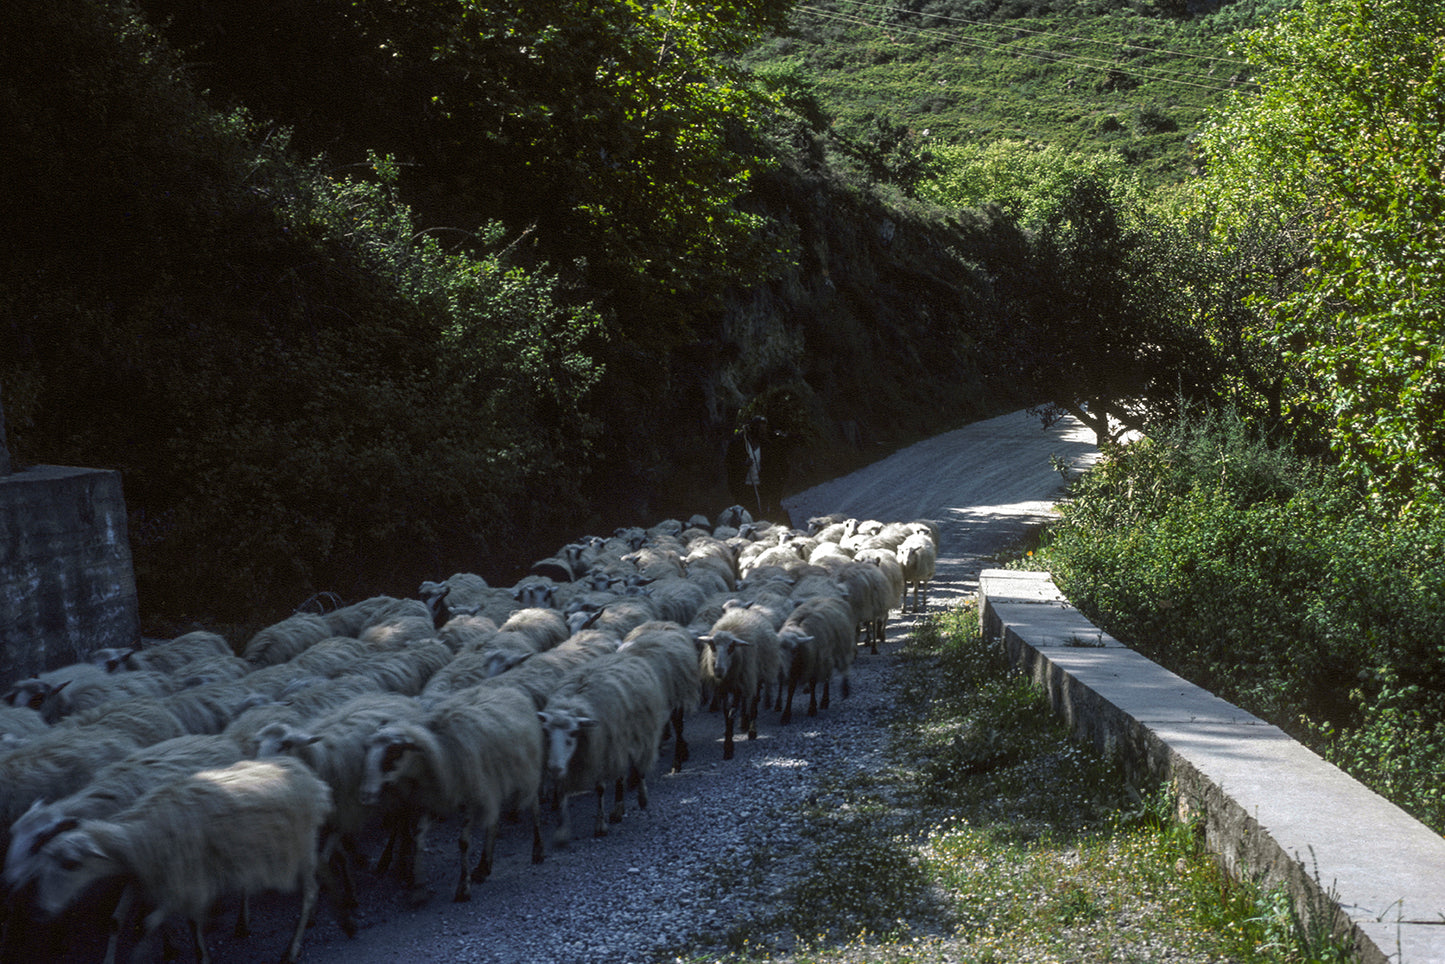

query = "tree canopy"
[1196,0,1445,508]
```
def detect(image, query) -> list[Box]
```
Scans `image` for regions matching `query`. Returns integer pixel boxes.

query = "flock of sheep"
[0,507,938,963]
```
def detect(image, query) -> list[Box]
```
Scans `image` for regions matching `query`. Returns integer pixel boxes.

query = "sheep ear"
[577,717,598,729]
[302,734,324,747]
[733,639,753,647]
[537,711,553,726]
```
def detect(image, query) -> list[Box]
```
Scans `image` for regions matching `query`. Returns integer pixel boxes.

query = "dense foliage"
[0,0,603,625]
[1024,410,1445,833]
[1195,0,1445,508]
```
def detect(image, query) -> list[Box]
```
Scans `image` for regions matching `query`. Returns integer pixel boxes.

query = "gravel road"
[30,410,1101,964]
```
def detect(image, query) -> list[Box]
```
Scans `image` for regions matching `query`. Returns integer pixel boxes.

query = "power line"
[792,3,1254,94]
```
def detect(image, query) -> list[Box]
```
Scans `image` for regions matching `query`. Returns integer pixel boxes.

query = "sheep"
[322,595,429,639]
[104,631,234,676]
[5,733,245,892]
[161,679,269,735]
[776,596,857,724]
[30,756,332,964]
[565,596,658,638]
[636,577,709,626]
[834,559,895,654]
[0,727,148,857]
[855,546,906,612]
[537,652,668,846]
[510,580,558,610]
[358,614,441,651]
[255,692,422,928]
[497,607,569,652]
[698,606,781,760]
[477,631,621,710]
[0,705,49,745]
[348,639,453,696]
[280,674,388,717]
[4,664,177,724]
[619,621,703,773]
[224,702,309,757]
[58,696,192,746]
[715,505,753,530]
[360,686,545,902]
[437,612,499,654]
[897,530,939,613]
[241,612,333,667]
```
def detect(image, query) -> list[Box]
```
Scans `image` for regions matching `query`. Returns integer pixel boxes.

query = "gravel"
[20,410,1100,964]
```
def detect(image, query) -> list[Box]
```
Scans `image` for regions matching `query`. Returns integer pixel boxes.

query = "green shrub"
[1026,407,1445,832]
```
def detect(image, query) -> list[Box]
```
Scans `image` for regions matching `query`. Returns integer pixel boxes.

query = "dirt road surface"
[23,410,1101,964]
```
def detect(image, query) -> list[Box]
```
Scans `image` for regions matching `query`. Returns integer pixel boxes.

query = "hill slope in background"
[752,0,1299,186]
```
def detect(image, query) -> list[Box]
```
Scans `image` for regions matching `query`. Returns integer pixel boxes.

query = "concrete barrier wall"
[0,466,139,683]
[980,569,1445,964]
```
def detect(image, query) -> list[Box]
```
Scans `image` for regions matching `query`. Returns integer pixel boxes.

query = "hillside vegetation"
[752,0,1301,187]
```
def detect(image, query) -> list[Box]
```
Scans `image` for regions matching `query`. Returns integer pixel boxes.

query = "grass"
[666,605,1355,963]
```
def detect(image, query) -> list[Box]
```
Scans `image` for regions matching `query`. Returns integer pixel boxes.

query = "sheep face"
[32,829,120,918]
[702,631,752,683]
[360,727,423,806]
[254,723,319,759]
[3,680,52,712]
[536,711,597,781]
[5,803,77,890]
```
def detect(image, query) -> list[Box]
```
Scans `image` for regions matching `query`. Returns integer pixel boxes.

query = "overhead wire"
[791,1,1256,94]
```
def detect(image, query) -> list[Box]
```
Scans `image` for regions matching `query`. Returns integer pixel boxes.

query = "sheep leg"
[592,783,609,837]
[634,764,649,810]
[188,915,212,964]
[467,820,500,886]
[609,778,626,824]
[234,894,251,938]
[781,678,798,725]
[811,680,823,715]
[745,690,759,740]
[551,792,573,848]
[669,708,689,772]
[281,869,319,964]
[454,809,476,902]
[102,883,137,964]
[721,692,737,760]
[528,802,546,864]
[405,815,433,904]
[319,837,359,937]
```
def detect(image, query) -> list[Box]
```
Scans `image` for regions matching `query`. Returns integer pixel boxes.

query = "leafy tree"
[1196,0,1445,507]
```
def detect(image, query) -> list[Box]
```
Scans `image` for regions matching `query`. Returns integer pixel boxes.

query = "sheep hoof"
[405,886,432,907]
[723,743,735,760]
[339,914,359,938]
[452,888,471,903]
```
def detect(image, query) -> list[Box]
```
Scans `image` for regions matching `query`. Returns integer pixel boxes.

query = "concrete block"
[980,568,1445,964]
[0,465,139,683]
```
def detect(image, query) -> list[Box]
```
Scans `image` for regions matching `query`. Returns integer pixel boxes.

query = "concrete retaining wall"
[0,466,139,684]
[980,569,1445,964]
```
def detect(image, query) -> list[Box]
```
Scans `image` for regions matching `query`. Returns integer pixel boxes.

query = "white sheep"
[497,607,569,652]
[360,686,545,902]
[58,696,192,746]
[358,613,441,651]
[897,530,939,613]
[698,606,780,760]
[834,559,895,654]
[476,631,621,710]
[0,705,49,745]
[241,612,333,666]
[776,596,857,724]
[322,595,429,638]
[855,546,906,612]
[4,663,176,724]
[635,577,709,626]
[31,756,332,964]
[619,621,703,773]
[6,733,245,891]
[100,631,234,676]
[349,639,454,696]
[255,691,422,929]
[437,612,499,654]
[537,652,668,845]
[565,596,658,638]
